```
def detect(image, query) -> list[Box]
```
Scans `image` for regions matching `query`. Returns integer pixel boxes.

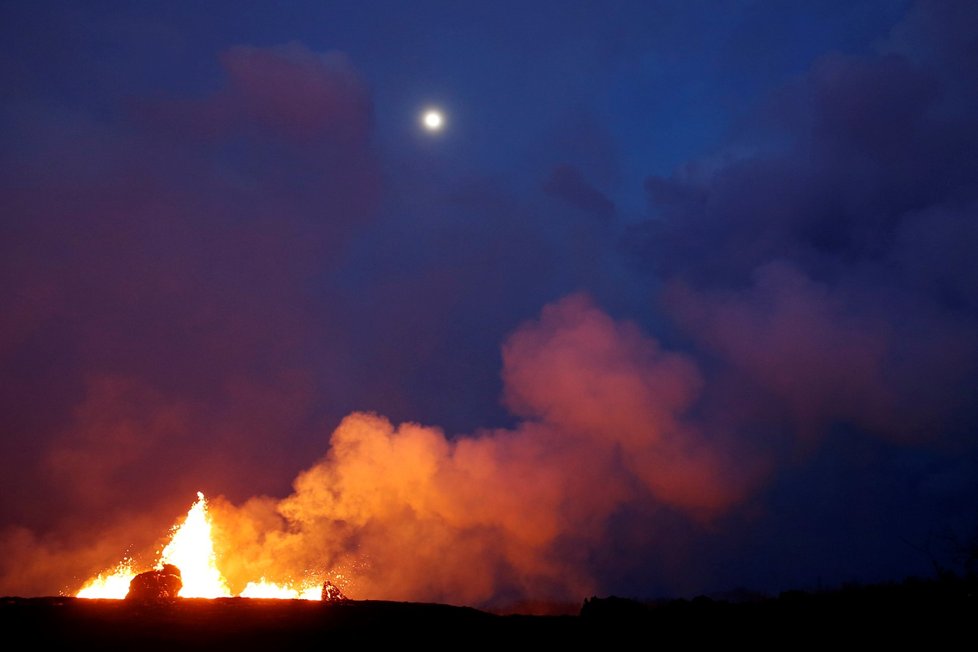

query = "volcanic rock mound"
[126,564,183,600]
[321,580,348,602]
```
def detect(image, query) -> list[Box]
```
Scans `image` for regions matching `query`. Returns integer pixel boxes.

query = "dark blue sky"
[3,1,911,209]
[1,1,976,605]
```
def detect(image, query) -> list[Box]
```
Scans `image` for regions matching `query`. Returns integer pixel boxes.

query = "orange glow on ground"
[240,578,322,600]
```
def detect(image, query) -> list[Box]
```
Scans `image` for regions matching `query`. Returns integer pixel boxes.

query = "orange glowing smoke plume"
[76,492,319,600]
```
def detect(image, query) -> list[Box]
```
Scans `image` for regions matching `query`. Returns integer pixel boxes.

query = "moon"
[422,109,444,131]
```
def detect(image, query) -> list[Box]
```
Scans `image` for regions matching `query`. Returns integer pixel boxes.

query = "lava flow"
[76,492,321,600]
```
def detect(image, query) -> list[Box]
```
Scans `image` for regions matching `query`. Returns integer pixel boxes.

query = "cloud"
[0,41,379,537]
[3,293,763,603]
[664,261,976,443]
[220,44,371,143]
[204,294,759,606]
[543,164,615,220]
[628,4,978,449]
[3,3,978,605]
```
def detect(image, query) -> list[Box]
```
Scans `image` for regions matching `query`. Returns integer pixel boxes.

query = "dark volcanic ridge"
[1,575,974,647]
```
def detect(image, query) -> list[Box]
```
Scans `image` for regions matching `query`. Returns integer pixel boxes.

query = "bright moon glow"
[422,110,444,131]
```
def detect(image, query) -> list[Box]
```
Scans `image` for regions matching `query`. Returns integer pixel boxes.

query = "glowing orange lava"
[159,492,230,598]
[76,492,323,600]
[240,579,321,600]
[75,559,137,599]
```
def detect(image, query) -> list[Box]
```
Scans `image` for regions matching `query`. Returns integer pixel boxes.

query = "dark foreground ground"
[1,577,974,648]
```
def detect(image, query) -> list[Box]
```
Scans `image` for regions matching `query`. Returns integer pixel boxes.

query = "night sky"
[2,1,977,605]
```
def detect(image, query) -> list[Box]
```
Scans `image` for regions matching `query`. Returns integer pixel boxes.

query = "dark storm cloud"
[621,0,978,590]
[629,4,978,416]
[633,49,978,284]
[664,261,976,443]
[543,165,615,221]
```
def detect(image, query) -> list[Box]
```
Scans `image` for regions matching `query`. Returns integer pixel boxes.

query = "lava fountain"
[158,492,230,598]
[240,579,322,600]
[76,492,322,600]
[75,560,137,599]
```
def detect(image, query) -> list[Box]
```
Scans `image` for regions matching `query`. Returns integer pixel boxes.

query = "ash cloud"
[617,0,978,589]
[628,1,978,448]
[209,294,758,605]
